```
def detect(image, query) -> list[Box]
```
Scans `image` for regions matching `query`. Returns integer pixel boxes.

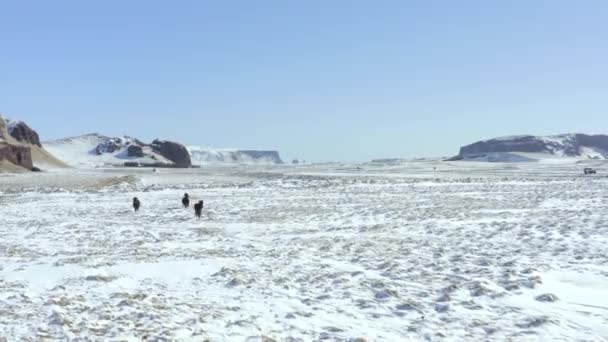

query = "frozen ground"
[1,161,608,341]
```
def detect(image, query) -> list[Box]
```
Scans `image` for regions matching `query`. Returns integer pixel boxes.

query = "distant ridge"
[188,146,283,165]
[451,133,608,162]
[44,134,284,168]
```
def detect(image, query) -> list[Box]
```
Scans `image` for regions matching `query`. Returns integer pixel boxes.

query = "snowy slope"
[579,146,608,159]
[188,146,283,165]
[44,134,172,167]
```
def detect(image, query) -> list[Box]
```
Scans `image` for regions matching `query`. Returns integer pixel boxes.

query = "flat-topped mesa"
[187,147,284,165]
[453,133,608,161]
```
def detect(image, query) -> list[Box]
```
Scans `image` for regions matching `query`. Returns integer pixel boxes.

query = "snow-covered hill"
[44,134,174,168]
[188,146,283,165]
[454,134,608,162]
[44,134,284,168]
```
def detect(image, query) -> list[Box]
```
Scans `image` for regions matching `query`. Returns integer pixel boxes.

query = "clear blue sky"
[1,1,607,161]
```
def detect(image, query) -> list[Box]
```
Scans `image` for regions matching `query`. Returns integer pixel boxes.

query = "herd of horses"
[131,193,204,219]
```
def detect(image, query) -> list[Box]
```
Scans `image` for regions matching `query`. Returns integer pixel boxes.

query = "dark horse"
[194,200,204,219]
[132,197,141,212]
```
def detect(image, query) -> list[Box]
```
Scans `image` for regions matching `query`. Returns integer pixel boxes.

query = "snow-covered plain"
[1,161,608,341]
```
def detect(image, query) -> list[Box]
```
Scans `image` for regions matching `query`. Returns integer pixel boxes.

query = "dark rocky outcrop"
[95,138,124,155]
[8,121,42,147]
[127,144,145,157]
[151,139,192,168]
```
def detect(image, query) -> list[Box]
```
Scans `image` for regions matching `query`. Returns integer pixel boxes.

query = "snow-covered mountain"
[453,133,608,162]
[188,146,283,165]
[44,134,283,168]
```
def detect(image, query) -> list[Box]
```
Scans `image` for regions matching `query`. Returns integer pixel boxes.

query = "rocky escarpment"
[0,115,66,171]
[0,143,33,170]
[452,134,608,161]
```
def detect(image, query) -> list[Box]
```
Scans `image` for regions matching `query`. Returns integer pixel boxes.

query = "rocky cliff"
[0,142,33,171]
[0,115,66,171]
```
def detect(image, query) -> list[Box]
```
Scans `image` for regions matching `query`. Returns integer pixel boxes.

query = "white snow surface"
[1,161,608,340]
